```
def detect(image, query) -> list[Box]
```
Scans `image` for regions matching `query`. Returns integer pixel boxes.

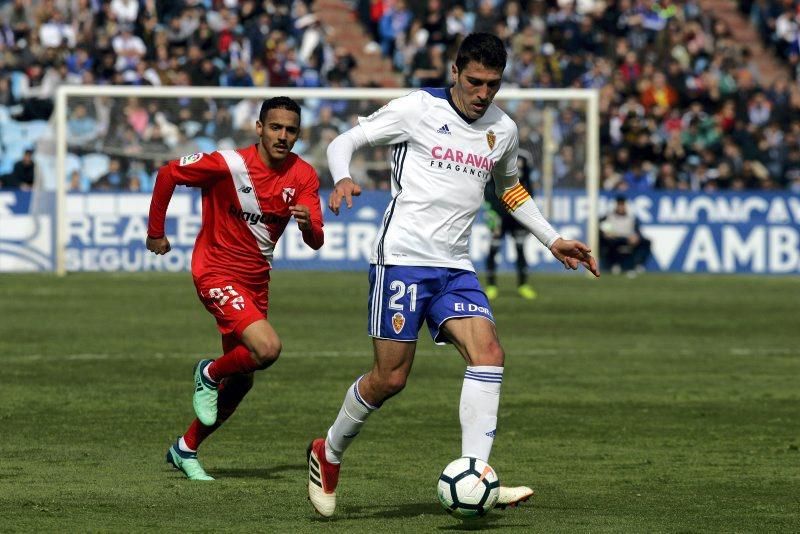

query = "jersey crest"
[486,130,496,150]
[282,187,296,204]
[392,312,405,334]
[179,152,203,166]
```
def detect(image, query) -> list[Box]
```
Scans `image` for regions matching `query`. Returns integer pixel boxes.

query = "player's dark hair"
[259,97,301,123]
[455,33,507,72]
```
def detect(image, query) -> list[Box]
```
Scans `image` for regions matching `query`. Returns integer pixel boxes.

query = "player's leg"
[327,338,417,461]
[309,338,417,517]
[185,332,257,448]
[207,319,281,379]
[168,334,255,480]
[633,237,651,272]
[439,316,504,462]
[185,373,255,446]
[441,317,533,509]
[192,281,273,425]
[168,373,254,480]
[510,224,535,299]
[428,270,533,509]
[309,265,436,517]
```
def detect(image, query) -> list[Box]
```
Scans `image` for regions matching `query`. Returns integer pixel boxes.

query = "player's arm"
[493,174,600,277]
[146,152,228,254]
[326,125,369,215]
[290,168,325,250]
[327,92,423,215]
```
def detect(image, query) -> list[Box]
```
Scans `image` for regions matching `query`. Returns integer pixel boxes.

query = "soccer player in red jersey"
[146,97,324,480]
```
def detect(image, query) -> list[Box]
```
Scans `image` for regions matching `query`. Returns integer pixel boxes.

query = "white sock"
[460,365,503,462]
[178,436,195,453]
[325,376,377,464]
[202,364,217,383]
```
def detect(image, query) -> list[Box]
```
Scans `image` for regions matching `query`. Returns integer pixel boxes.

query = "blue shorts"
[367,265,494,343]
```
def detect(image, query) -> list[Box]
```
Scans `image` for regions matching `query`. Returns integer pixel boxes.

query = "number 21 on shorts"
[209,285,245,311]
[388,281,417,311]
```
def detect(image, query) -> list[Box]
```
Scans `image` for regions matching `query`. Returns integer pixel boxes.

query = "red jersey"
[148,145,324,288]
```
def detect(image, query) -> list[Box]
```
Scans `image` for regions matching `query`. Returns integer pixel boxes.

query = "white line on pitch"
[4,347,795,363]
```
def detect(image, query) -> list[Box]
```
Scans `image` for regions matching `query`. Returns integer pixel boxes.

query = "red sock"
[207,345,258,381]
[183,374,254,450]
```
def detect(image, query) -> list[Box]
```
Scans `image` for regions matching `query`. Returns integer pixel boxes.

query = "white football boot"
[307,438,339,517]
[496,485,535,509]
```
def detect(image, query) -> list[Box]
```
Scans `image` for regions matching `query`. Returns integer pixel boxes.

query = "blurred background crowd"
[0,0,798,194]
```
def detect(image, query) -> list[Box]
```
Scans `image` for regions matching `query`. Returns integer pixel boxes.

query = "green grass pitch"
[0,272,798,532]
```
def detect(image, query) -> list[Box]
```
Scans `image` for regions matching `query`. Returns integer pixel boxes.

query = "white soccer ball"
[437,457,500,519]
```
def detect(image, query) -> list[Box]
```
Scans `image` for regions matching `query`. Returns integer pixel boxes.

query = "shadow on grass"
[308,501,528,529]
[210,463,305,480]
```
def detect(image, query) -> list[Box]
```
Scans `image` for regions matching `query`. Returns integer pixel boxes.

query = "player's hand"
[328,177,361,216]
[146,236,171,255]
[290,204,312,231]
[549,238,600,277]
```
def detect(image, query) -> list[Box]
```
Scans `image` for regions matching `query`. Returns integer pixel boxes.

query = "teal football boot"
[166,440,214,481]
[193,359,218,426]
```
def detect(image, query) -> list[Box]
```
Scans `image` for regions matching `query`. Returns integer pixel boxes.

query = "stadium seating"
[81,153,111,184]
[3,0,798,193]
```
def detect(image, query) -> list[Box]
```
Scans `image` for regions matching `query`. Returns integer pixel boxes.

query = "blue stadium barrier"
[0,190,798,274]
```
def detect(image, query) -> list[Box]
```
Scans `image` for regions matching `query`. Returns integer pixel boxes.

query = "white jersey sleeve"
[492,120,520,183]
[358,91,425,146]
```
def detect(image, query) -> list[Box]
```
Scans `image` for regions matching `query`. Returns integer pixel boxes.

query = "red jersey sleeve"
[147,152,229,238]
[296,164,324,250]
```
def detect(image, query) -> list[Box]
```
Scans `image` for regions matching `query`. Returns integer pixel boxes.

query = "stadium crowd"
[0,0,798,193]
[367,0,800,192]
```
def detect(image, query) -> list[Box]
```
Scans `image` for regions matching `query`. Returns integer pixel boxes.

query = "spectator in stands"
[473,0,500,35]
[112,24,147,73]
[378,0,412,65]
[407,41,446,88]
[92,158,126,191]
[109,0,139,26]
[0,76,15,107]
[600,195,652,275]
[327,47,358,87]
[445,4,472,40]
[6,0,800,196]
[1,148,34,189]
[622,160,655,191]
[39,11,76,49]
[16,62,61,120]
[4,0,30,42]
[67,103,99,145]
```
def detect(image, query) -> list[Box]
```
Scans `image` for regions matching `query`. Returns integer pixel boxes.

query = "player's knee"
[251,338,282,368]
[380,371,408,397]
[477,340,504,366]
[373,370,408,402]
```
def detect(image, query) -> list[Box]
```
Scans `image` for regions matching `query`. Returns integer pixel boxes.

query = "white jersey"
[359,88,519,271]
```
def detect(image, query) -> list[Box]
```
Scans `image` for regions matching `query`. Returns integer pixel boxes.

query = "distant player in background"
[307,33,599,517]
[146,97,324,480]
[484,149,537,300]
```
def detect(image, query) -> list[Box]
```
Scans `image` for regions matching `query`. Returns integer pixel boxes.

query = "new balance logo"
[436,124,451,134]
[238,186,252,193]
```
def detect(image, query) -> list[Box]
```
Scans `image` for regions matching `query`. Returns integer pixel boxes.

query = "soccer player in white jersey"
[307,33,600,517]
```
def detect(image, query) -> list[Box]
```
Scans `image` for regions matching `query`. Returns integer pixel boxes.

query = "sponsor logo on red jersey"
[228,204,288,225]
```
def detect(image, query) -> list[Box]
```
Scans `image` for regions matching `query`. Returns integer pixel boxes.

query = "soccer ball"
[437,457,500,519]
